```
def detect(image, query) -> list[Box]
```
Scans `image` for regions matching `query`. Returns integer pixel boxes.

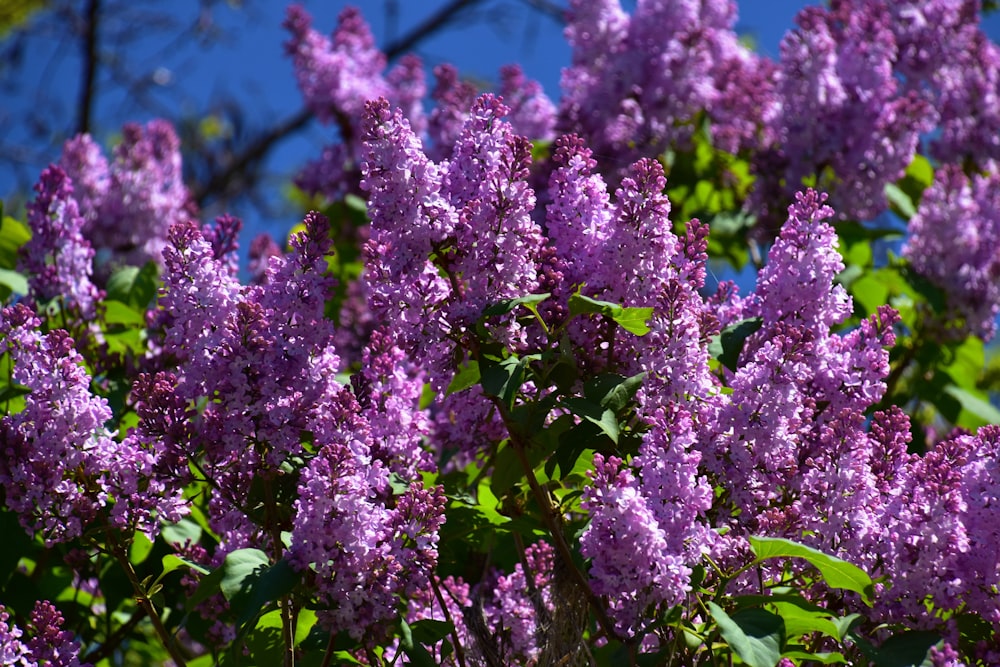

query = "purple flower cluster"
[284,5,554,200]
[0,602,89,667]
[903,165,1000,340]
[289,407,446,638]
[361,95,545,378]
[560,0,775,165]
[0,304,184,544]
[758,3,933,223]
[19,167,102,318]
[59,120,195,269]
[581,454,695,635]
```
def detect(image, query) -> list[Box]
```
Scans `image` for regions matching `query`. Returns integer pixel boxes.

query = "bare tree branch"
[76,0,100,135]
[192,0,490,208]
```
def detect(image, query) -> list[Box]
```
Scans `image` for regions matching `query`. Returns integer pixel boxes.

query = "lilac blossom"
[0,606,32,667]
[284,4,427,200]
[0,304,183,544]
[0,602,89,667]
[360,98,455,377]
[903,165,1000,340]
[289,393,446,639]
[60,120,194,269]
[929,29,1000,164]
[353,327,433,478]
[580,454,693,636]
[543,134,613,291]
[760,4,933,222]
[498,64,556,142]
[426,64,478,161]
[559,0,775,168]
[478,541,555,663]
[19,166,101,319]
[158,213,345,551]
[444,95,544,341]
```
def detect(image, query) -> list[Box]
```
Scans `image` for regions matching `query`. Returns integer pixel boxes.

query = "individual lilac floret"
[60,120,195,269]
[580,454,692,636]
[19,166,102,318]
[0,304,181,544]
[760,4,933,223]
[903,165,1000,340]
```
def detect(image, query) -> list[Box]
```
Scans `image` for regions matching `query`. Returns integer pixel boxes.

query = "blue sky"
[4,1,1000,250]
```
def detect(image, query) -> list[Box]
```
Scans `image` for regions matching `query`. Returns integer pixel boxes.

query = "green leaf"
[246,609,285,666]
[749,536,874,604]
[885,183,916,220]
[708,317,762,372]
[568,292,654,336]
[943,385,1000,427]
[780,650,847,664]
[0,268,28,296]
[873,630,943,667]
[219,549,300,631]
[491,443,526,497]
[482,293,550,318]
[0,217,30,270]
[105,261,160,310]
[480,355,533,409]
[562,396,620,444]
[584,372,646,412]
[102,299,147,326]
[447,361,481,395]
[399,618,439,667]
[162,517,204,548]
[707,602,784,667]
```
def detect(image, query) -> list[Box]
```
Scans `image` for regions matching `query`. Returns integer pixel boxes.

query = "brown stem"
[430,575,468,667]
[82,606,148,664]
[110,540,188,667]
[494,401,622,644]
[76,0,100,135]
[262,474,296,667]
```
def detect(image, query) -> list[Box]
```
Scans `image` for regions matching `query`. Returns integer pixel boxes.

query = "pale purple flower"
[0,304,181,543]
[60,120,194,269]
[444,95,544,338]
[498,64,556,141]
[560,0,774,168]
[354,327,433,478]
[20,166,101,318]
[760,4,934,222]
[284,4,427,199]
[903,165,1000,340]
[581,454,692,636]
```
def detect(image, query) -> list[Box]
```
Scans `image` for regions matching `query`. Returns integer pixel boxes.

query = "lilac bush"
[3,1,1000,665]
